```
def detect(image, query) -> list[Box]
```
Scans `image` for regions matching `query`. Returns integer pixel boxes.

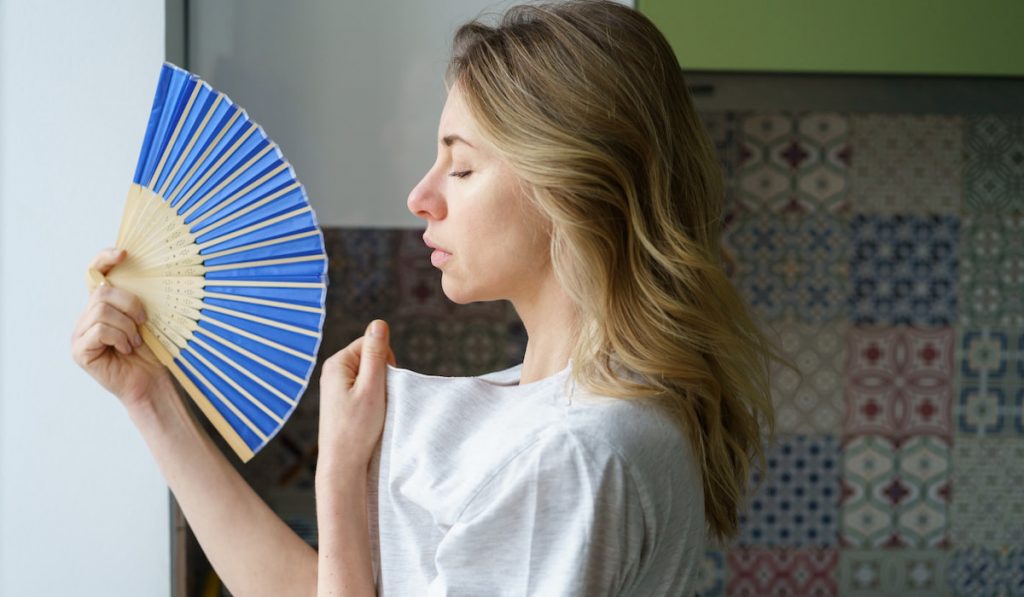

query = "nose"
[407,164,447,221]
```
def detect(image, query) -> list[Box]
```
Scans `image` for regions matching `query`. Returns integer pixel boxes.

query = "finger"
[89,247,128,276]
[76,286,143,340]
[322,338,363,388]
[79,321,134,360]
[75,301,142,347]
[86,284,147,328]
[355,320,391,392]
[93,322,134,355]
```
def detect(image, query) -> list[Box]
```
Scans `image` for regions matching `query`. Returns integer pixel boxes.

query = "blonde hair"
[448,0,784,542]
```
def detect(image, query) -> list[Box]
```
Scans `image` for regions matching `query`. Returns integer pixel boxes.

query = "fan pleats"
[107,63,328,462]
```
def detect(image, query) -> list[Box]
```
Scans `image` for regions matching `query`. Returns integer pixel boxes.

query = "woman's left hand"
[317,319,396,478]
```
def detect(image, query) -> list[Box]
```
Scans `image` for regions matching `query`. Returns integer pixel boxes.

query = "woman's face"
[407,83,551,305]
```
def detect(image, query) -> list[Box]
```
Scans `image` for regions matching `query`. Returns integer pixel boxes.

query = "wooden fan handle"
[85,263,255,462]
[85,267,108,292]
[86,266,171,370]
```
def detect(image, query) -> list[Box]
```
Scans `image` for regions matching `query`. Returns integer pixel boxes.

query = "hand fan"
[86,63,328,463]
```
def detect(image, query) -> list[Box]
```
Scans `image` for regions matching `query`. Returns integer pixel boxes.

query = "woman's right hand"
[71,247,172,411]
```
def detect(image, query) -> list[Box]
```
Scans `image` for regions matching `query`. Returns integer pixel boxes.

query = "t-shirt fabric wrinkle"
[369,359,704,596]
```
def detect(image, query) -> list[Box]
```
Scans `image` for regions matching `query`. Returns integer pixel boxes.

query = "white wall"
[189,0,633,229]
[0,1,170,595]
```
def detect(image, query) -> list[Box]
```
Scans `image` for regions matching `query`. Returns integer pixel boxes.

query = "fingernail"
[368,320,384,338]
[133,334,143,347]
[136,313,147,325]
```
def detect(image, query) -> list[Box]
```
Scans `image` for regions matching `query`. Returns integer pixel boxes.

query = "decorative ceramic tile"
[266,488,318,548]
[702,110,739,175]
[951,437,1024,548]
[955,328,1024,437]
[695,550,726,597]
[737,112,851,215]
[849,114,963,214]
[843,326,954,439]
[385,314,522,377]
[318,314,383,366]
[838,549,949,596]
[393,226,451,317]
[722,211,849,324]
[393,228,508,320]
[964,114,1024,214]
[840,435,950,549]
[241,415,320,490]
[959,212,1024,329]
[700,110,740,217]
[849,215,959,326]
[764,319,845,434]
[323,228,400,317]
[1007,547,1024,596]
[947,546,1024,597]
[725,547,838,596]
[738,436,839,547]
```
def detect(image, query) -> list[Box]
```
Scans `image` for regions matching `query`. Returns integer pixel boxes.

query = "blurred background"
[1,1,1022,595]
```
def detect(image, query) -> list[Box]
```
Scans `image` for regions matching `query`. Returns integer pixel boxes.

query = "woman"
[72,1,777,595]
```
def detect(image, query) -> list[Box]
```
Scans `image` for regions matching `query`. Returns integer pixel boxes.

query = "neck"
[512,274,578,385]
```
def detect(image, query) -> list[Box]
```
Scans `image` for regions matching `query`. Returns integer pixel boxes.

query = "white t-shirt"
[368,358,705,596]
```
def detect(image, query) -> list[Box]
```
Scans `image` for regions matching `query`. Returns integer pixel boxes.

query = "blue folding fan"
[87,63,328,462]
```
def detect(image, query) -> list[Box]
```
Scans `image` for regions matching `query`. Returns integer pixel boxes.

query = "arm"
[314,467,374,596]
[315,319,395,596]
[73,248,317,596]
[139,319,393,597]
[127,376,318,597]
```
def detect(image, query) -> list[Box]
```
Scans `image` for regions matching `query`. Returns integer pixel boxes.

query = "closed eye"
[448,170,472,179]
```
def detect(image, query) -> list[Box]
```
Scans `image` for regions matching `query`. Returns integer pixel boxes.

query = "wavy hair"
[447,0,786,542]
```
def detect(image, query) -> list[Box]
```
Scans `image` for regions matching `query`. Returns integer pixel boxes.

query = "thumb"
[355,319,391,390]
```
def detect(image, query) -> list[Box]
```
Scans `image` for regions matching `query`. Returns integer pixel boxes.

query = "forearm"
[127,376,317,597]
[315,467,375,597]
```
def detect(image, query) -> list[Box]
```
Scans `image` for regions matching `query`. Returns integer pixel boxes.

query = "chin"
[440,274,501,306]
[439,276,474,305]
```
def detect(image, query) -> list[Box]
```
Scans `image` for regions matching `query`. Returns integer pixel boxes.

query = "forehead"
[438,85,479,141]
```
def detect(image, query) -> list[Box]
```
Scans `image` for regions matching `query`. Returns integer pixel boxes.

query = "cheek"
[449,172,549,272]
[452,216,521,279]
[508,204,551,259]
[479,222,549,277]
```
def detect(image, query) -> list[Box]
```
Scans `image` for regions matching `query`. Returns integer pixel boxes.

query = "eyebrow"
[442,134,474,149]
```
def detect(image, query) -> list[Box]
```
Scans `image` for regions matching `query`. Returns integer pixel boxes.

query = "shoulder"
[563,391,700,493]
[558,392,707,589]
[467,389,703,520]
[452,390,707,591]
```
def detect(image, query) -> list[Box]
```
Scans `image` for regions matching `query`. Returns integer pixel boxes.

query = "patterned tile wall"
[184,112,1024,597]
[708,111,1024,597]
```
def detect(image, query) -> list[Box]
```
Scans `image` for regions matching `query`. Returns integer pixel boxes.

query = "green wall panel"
[638,1,1024,77]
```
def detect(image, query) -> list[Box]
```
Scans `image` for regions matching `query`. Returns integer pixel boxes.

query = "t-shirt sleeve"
[426,426,649,597]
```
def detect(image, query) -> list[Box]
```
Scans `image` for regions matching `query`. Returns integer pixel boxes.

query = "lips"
[423,233,451,254]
